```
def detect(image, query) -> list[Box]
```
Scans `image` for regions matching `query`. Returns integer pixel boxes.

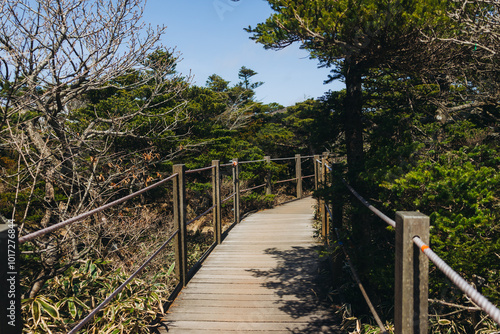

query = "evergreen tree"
[246,0,449,182]
[237,66,264,90]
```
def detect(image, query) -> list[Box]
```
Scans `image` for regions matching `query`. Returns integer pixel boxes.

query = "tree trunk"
[344,60,365,184]
[343,59,375,284]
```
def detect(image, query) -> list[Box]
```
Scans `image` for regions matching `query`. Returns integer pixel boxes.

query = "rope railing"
[328,210,389,333]
[19,173,179,244]
[27,153,496,332]
[315,158,500,328]
[413,236,500,325]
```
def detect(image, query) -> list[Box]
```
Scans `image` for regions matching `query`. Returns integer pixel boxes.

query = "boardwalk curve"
[160,197,340,333]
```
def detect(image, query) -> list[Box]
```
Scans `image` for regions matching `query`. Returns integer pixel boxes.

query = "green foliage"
[380,147,500,301]
[237,66,263,91]
[22,259,174,333]
[247,0,451,69]
[241,192,276,212]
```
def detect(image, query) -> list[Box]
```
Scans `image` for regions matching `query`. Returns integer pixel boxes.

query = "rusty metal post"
[295,154,302,199]
[232,159,240,224]
[0,222,21,334]
[212,160,222,245]
[395,212,429,334]
[264,156,272,195]
[173,164,187,287]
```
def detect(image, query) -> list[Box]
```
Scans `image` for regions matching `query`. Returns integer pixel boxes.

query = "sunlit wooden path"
[160,197,340,333]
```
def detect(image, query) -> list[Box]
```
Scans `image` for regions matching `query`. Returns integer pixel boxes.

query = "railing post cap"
[396,211,429,219]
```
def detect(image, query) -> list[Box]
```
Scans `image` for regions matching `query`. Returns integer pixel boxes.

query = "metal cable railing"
[274,177,298,184]
[326,208,388,333]
[238,159,266,164]
[270,156,297,161]
[340,178,396,228]
[68,229,179,334]
[11,153,318,333]
[186,205,216,226]
[222,192,235,204]
[185,165,215,174]
[318,160,396,228]
[344,179,500,325]
[317,158,500,326]
[19,173,179,244]
[240,183,267,194]
[185,165,217,226]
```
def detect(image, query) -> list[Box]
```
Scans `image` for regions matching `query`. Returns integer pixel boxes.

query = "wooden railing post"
[313,154,320,191]
[173,164,187,287]
[395,212,429,334]
[295,154,302,199]
[264,156,272,195]
[232,159,240,224]
[0,222,21,334]
[320,154,328,238]
[212,160,222,245]
[313,155,323,237]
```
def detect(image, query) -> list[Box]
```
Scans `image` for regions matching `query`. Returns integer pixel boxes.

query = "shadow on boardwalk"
[247,246,342,334]
[159,197,343,333]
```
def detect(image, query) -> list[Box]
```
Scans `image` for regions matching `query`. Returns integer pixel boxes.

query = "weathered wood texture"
[395,212,429,334]
[160,197,340,333]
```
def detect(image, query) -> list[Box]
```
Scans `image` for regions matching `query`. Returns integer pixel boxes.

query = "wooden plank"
[175,292,302,302]
[170,299,292,308]
[165,312,328,322]
[160,329,295,334]
[162,321,339,333]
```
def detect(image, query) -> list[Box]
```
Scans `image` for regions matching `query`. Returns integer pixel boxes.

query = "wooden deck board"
[159,197,340,333]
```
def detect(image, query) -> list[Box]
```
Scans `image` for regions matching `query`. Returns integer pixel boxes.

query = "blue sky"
[143,0,343,106]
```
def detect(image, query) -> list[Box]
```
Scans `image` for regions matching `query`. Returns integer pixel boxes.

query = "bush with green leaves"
[22,259,175,333]
[380,146,500,303]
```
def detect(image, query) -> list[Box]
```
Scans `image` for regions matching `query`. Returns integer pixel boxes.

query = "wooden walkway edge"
[160,197,341,333]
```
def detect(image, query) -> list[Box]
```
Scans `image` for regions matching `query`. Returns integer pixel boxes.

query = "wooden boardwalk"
[160,197,340,333]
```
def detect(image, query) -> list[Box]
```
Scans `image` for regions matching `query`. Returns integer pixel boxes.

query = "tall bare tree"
[0,0,189,298]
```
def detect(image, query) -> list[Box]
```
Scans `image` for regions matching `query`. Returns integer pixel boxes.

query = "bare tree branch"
[0,0,190,299]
